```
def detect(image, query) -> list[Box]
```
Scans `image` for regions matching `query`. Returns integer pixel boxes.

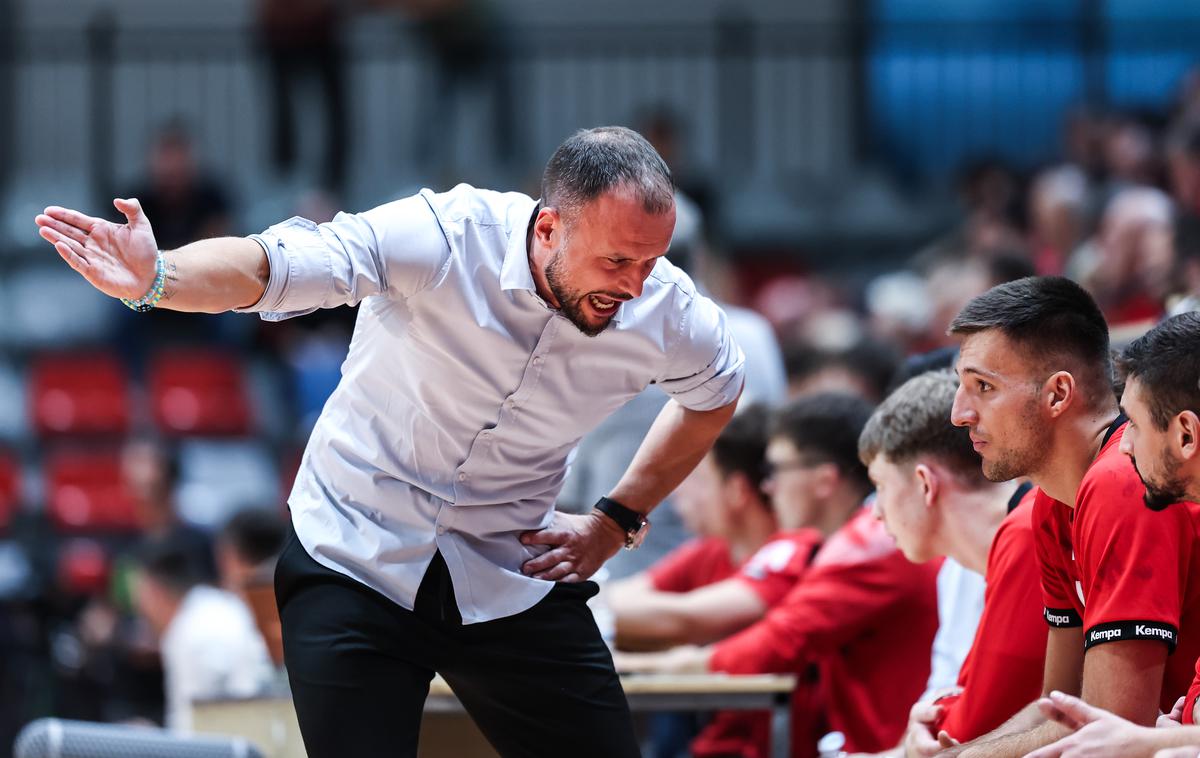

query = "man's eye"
[978,380,992,393]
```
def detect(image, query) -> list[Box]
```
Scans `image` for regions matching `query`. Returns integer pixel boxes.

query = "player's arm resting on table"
[610,576,767,649]
[941,628,1172,757]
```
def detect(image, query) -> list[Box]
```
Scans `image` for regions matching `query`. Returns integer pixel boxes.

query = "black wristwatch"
[593,496,650,551]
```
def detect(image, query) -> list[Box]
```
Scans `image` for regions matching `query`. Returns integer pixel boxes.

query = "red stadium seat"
[29,353,131,437]
[45,449,140,532]
[149,350,252,436]
[57,538,111,596]
[0,453,20,531]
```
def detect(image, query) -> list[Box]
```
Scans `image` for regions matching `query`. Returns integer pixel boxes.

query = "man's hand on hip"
[520,511,626,582]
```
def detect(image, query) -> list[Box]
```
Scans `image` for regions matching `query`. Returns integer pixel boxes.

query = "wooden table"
[194,673,796,758]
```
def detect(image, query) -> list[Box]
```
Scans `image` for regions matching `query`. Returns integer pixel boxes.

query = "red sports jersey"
[647,537,739,593]
[684,529,822,758]
[734,529,824,606]
[704,509,941,756]
[1034,423,1200,715]
[934,493,1047,741]
[1186,658,1200,725]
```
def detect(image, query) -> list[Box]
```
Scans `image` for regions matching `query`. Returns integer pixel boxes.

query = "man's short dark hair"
[135,535,205,596]
[711,404,771,498]
[769,393,875,495]
[1118,312,1200,430]
[541,126,675,222]
[859,370,985,485]
[948,276,1112,405]
[220,508,287,567]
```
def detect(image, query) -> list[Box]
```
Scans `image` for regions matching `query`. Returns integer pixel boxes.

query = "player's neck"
[809,491,864,539]
[727,504,779,564]
[939,481,1017,575]
[1037,404,1120,507]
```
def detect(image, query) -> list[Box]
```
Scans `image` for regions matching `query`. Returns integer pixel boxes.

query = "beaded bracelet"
[119,250,167,313]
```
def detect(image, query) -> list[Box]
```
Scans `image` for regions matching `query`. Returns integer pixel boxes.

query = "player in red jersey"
[617,395,940,757]
[608,405,783,643]
[1022,312,1200,758]
[857,370,1045,758]
[608,397,868,650]
[940,278,1200,758]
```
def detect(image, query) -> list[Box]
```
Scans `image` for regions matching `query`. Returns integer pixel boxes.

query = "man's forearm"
[940,710,1067,758]
[612,591,692,649]
[608,395,739,513]
[158,237,269,313]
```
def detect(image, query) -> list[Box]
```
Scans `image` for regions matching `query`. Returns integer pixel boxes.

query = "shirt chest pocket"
[516,351,656,447]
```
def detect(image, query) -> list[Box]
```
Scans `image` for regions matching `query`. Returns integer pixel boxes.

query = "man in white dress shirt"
[36,126,744,758]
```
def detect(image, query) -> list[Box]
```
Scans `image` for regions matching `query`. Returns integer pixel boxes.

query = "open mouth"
[587,294,619,314]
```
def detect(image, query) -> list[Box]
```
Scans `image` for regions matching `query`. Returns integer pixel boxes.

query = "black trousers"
[274,528,641,758]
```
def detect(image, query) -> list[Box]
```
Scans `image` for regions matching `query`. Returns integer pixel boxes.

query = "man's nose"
[950,385,976,427]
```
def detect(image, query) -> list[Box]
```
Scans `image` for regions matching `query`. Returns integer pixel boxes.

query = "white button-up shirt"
[241,184,744,622]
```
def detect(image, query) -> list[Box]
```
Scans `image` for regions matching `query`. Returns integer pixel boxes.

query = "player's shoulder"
[418,183,533,228]
[743,530,819,577]
[991,494,1039,572]
[998,493,1037,541]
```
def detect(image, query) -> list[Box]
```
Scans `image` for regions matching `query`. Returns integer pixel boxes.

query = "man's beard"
[544,247,617,338]
[1131,455,1189,511]
[980,403,1048,483]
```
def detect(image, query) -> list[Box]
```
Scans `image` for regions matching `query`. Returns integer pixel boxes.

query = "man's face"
[951,330,1052,482]
[541,190,675,337]
[673,454,730,537]
[762,437,827,531]
[1119,377,1191,510]
[867,454,936,563]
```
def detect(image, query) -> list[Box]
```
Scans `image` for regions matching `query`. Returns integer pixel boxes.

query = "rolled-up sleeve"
[236,194,451,321]
[656,294,745,411]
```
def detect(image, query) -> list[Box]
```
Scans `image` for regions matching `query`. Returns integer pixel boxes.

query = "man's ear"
[913,462,939,510]
[1044,370,1077,419]
[533,206,561,246]
[811,462,840,501]
[724,471,754,513]
[1175,410,1200,463]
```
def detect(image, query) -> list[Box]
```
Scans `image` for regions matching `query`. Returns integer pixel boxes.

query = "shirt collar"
[500,197,541,293]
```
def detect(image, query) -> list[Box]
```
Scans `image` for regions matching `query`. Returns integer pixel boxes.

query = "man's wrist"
[593,496,650,550]
[590,509,628,548]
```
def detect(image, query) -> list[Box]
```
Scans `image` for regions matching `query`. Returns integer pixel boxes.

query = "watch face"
[627,520,651,550]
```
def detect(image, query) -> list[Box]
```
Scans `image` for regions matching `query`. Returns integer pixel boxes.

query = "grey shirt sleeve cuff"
[232,218,333,322]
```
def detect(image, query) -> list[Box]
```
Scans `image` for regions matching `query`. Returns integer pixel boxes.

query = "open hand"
[520,511,625,582]
[35,198,159,300]
[1027,691,1162,758]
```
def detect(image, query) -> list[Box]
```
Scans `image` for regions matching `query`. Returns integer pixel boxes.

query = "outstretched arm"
[36,198,268,313]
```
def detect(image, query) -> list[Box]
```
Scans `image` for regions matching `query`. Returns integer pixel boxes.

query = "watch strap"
[594,496,646,534]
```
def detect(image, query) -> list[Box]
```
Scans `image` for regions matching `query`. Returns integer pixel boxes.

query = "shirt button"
[532,356,543,365]
[436,526,446,535]
[507,399,517,409]
[457,472,467,481]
